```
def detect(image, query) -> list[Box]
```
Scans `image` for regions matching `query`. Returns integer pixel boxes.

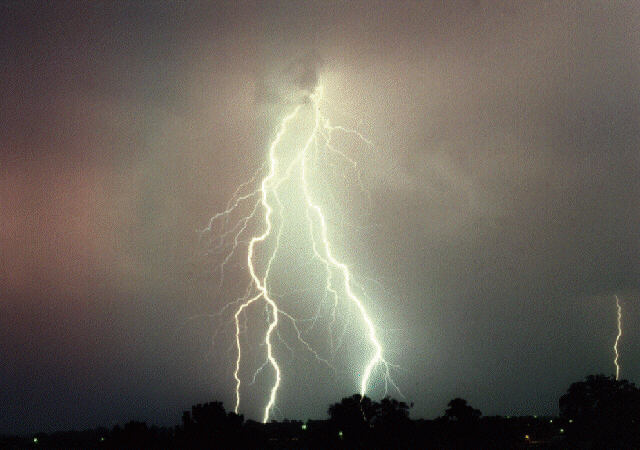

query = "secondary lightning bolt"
[205,83,398,423]
[614,295,622,380]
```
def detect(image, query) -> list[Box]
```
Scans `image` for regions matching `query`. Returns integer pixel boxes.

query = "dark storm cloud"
[1,0,638,433]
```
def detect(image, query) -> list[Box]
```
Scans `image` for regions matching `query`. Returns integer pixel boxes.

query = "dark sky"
[1,0,639,434]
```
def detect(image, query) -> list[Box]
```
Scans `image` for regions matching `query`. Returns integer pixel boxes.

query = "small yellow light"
[33,437,39,444]
[524,434,530,440]
[301,424,307,430]
[560,428,564,433]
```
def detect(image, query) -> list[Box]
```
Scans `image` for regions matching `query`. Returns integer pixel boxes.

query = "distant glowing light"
[301,424,307,430]
[33,437,39,444]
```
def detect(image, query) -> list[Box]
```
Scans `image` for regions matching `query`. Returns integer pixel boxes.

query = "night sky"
[1,1,639,434]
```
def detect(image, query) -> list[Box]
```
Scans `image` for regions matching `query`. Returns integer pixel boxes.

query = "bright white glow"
[205,83,399,423]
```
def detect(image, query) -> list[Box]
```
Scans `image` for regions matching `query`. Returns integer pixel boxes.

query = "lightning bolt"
[614,295,622,380]
[204,83,399,423]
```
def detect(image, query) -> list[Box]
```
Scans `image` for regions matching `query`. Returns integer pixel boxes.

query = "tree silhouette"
[444,398,481,423]
[375,397,413,448]
[560,374,640,447]
[377,397,411,424]
[110,421,157,448]
[327,394,413,448]
[179,401,244,448]
[327,394,377,434]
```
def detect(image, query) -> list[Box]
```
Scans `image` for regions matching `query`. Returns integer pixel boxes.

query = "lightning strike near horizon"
[203,83,399,423]
[614,295,622,380]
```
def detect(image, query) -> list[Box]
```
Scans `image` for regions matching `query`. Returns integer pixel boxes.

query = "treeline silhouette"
[3,374,639,449]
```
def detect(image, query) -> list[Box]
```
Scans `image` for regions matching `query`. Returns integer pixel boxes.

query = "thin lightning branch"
[614,295,622,380]
[206,83,399,423]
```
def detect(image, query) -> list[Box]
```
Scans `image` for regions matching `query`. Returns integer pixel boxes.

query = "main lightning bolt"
[204,83,398,423]
[614,295,622,380]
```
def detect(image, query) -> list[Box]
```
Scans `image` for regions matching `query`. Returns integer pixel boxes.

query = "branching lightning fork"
[204,84,398,422]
